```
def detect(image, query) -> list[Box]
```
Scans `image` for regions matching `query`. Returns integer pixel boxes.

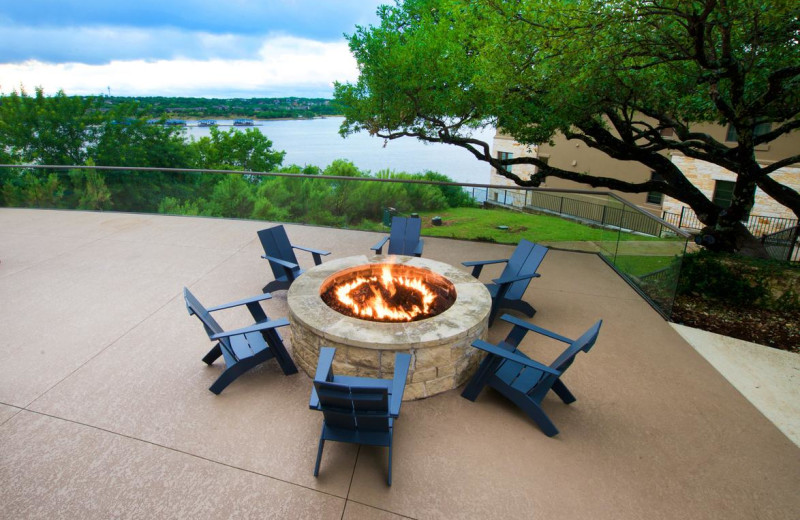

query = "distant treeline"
[0,87,475,226]
[100,95,341,119]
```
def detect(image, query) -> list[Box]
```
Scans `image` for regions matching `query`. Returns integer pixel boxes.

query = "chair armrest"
[309,347,337,409]
[293,245,331,266]
[260,254,298,271]
[462,258,508,278]
[492,272,540,285]
[471,339,561,376]
[370,236,390,254]
[206,292,272,313]
[209,318,289,340]
[389,353,412,416]
[500,314,574,344]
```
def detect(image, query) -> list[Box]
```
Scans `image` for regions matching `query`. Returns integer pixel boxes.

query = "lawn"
[414,207,668,245]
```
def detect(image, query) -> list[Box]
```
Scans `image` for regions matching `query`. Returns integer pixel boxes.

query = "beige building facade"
[489,123,800,230]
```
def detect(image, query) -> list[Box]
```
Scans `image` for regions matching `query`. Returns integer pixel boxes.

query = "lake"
[184,117,496,186]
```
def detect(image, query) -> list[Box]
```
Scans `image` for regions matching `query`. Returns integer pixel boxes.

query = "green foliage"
[0,88,479,225]
[101,96,340,119]
[190,127,285,172]
[677,250,800,310]
[1,170,65,208]
[335,0,800,251]
[206,175,257,217]
[0,87,102,165]
[68,162,113,210]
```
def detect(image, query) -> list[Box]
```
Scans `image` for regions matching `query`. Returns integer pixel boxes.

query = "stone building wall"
[662,155,800,220]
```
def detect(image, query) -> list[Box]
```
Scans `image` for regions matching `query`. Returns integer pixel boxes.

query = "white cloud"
[0,36,359,98]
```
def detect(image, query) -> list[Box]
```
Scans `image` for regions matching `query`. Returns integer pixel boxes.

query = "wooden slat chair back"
[257,225,330,293]
[462,315,602,436]
[388,216,422,256]
[314,382,391,433]
[257,225,300,282]
[371,216,424,257]
[184,287,235,366]
[500,240,548,301]
[463,239,549,325]
[184,287,297,394]
[309,347,411,485]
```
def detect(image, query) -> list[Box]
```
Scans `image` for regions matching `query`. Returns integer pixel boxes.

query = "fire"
[333,266,437,322]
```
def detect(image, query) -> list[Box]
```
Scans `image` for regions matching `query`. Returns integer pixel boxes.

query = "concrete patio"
[1,208,798,519]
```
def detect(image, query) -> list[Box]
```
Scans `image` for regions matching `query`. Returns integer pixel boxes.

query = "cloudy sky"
[0,0,386,98]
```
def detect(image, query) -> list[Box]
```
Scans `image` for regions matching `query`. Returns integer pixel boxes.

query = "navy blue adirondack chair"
[461,314,603,436]
[463,239,548,326]
[184,287,297,394]
[371,216,424,257]
[309,347,411,486]
[258,225,330,293]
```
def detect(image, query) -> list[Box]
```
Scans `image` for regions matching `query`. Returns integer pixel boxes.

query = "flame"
[333,265,437,322]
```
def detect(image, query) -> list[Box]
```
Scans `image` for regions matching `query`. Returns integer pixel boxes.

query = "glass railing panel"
[1,165,690,317]
[605,204,689,316]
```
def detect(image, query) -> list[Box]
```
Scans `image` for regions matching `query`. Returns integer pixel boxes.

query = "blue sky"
[0,0,386,98]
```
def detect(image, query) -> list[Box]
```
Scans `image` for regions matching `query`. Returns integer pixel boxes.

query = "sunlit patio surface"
[1,208,798,519]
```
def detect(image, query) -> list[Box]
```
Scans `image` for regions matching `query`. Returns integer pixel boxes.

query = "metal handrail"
[1,163,691,237]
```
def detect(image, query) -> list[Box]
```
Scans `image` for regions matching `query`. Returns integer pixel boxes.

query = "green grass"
[610,255,679,276]
[413,207,666,245]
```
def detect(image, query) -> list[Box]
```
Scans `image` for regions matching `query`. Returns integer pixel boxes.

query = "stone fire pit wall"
[287,255,492,400]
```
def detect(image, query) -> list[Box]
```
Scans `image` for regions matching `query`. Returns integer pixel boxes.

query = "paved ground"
[1,208,798,519]
[672,324,800,447]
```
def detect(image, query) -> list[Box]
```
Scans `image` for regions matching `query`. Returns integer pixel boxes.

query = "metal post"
[678,206,685,228]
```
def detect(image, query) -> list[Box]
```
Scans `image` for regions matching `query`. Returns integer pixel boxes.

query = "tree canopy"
[335,0,800,252]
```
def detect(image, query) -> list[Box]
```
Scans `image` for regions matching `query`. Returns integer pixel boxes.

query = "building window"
[538,155,549,166]
[725,123,771,142]
[646,172,664,205]
[712,180,751,220]
[712,180,735,208]
[498,151,512,173]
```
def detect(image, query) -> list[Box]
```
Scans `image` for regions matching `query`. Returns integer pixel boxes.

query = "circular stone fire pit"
[287,255,491,400]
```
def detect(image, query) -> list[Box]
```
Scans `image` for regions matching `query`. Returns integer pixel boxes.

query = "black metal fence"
[761,226,800,262]
[487,187,671,237]
[662,206,798,238]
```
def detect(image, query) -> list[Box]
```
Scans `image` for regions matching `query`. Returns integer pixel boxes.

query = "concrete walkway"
[672,324,800,447]
[1,208,798,519]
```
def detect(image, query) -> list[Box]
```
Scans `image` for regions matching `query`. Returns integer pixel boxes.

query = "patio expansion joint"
[0,403,24,427]
[8,409,350,503]
[342,499,418,520]
[0,234,109,281]
[23,238,254,411]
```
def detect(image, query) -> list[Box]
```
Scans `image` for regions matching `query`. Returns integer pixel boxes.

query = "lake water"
[184,117,496,186]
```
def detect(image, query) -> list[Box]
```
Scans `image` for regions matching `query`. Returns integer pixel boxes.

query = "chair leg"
[314,429,325,477]
[551,379,577,404]
[202,344,222,365]
[264,329,298,375]
[504,388,560,437]
[208,357,260,394]
[521,401,560,437]
[461,355,502,401]
[488,300,500,327]
[387,442,393,486]
[209,366,244,395]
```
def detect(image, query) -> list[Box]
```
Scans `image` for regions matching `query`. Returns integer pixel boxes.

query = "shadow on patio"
[1,208,797,519]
